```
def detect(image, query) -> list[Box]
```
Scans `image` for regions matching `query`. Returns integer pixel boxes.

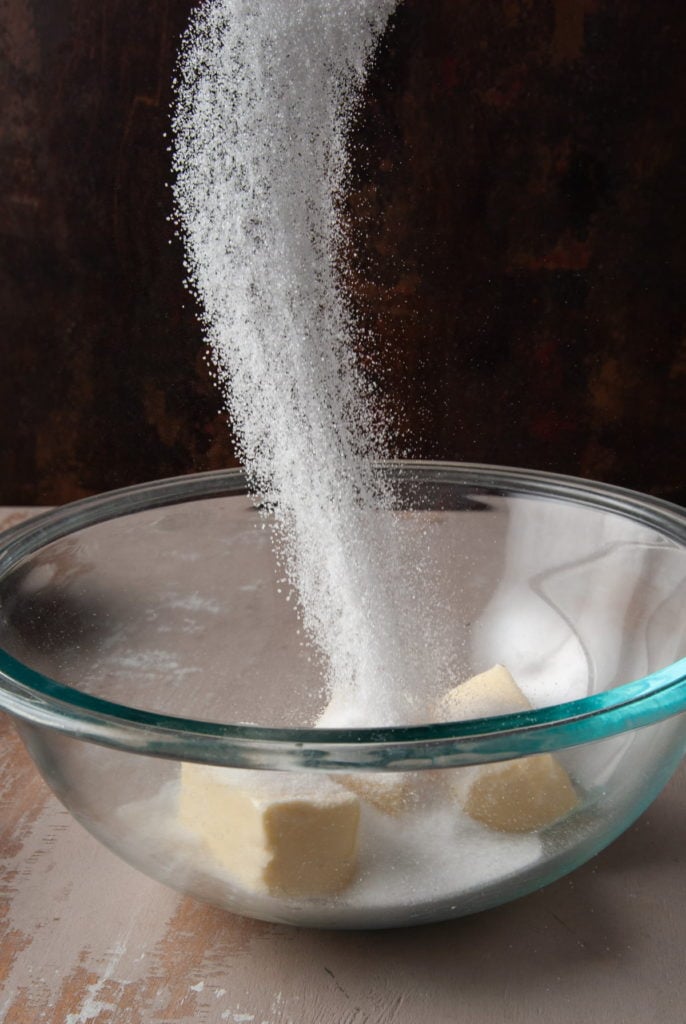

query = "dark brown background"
[1,0,684,506]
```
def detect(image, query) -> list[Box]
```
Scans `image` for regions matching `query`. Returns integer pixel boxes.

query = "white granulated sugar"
[118,780,543,928]
[173,0,447,725]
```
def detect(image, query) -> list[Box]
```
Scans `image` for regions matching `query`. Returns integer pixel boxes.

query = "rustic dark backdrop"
[1,0,684,506]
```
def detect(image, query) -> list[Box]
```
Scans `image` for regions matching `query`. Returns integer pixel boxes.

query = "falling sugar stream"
[173,0,447,725]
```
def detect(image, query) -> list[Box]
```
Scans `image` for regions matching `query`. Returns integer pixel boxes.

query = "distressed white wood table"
[1,506,685,1024]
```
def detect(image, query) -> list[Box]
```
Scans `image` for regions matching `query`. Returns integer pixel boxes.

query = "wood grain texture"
[1,507,686,1023]
[1,1,685,506]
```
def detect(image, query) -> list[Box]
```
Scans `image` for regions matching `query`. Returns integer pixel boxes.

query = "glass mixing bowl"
[0,462,684,929]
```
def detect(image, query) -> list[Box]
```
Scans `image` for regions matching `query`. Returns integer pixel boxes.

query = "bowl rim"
[0,461,685,771]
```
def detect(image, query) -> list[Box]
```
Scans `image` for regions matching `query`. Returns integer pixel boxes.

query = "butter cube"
[463,753,578,833]
[178,764,360,896]
[439,665,578,833]
[334,772,416,815]
[438,663,530,720]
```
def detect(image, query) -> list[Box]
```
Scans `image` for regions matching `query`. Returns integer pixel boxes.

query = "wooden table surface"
[1,507,685,1024]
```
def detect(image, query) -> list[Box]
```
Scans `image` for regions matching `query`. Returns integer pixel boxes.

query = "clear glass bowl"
[0,462,684,929]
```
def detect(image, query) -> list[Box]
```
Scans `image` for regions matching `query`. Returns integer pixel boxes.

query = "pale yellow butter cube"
[334,772,416,815]
[178,763,360,896]
[438,663,530,720]
[463,753,578,833]
[439,665,578,833]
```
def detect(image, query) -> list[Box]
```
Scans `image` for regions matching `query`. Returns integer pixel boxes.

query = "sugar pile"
[119,778,543,928]
[173,0,447,725]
